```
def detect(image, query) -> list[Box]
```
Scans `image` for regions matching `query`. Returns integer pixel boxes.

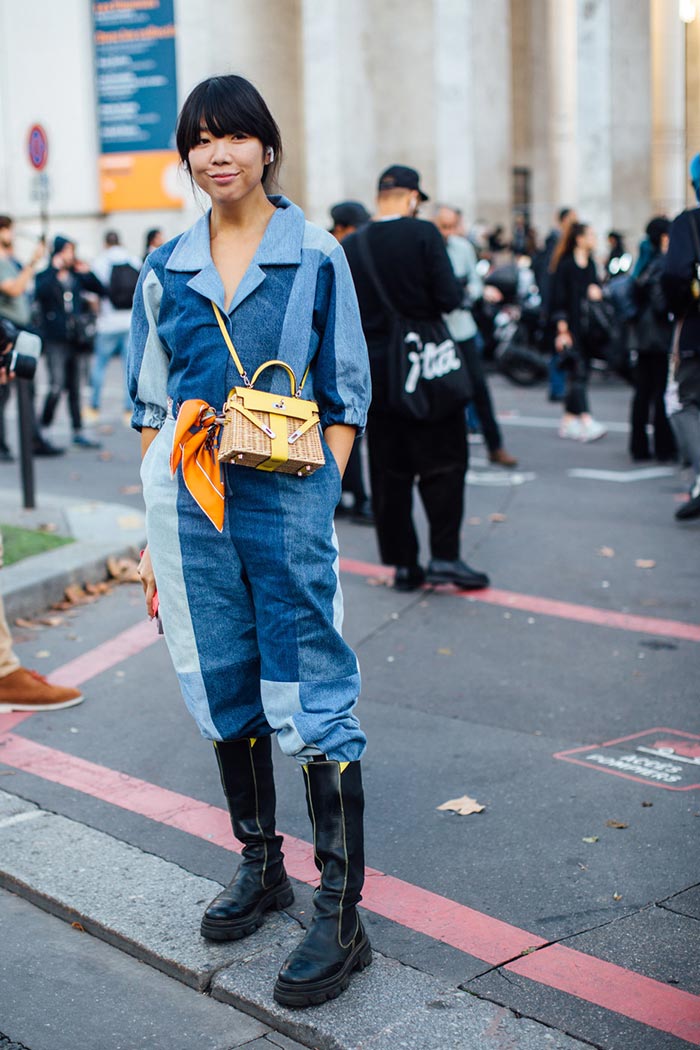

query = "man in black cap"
[330,201,371,244]
[343,165,490,591]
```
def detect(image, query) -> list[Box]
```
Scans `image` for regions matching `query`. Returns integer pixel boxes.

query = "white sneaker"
[559,418,582,440]
[579,419,607,442]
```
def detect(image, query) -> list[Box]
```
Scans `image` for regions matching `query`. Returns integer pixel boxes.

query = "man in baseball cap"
[329,201,371,243]
[377,165,429,202]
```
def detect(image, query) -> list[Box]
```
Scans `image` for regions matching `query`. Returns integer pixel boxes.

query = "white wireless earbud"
[266,147,275,162]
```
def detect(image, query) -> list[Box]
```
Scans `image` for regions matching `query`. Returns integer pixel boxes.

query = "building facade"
[0,0,697,259]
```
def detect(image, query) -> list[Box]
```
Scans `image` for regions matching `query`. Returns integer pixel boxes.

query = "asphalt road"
[1,361,698,1049]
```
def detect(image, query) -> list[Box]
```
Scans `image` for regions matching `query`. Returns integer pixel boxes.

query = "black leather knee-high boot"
[200,736,294,941]
[273,759,372,1007]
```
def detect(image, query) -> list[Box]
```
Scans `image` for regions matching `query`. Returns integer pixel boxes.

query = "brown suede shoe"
[489,448,518,468]
[0,668,83,712]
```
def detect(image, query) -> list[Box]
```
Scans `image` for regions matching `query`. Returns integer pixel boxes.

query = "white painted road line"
[568,467,677,483]
[497,413,630,434]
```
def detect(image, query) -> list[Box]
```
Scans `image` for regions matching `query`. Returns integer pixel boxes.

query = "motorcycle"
[474,261,549,387]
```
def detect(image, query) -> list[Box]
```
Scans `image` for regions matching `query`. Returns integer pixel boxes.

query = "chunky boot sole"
[273,933,372,1008]
[200,878,294,942]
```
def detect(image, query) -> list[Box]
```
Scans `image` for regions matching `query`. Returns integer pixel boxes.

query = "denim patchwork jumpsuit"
[128,197,371,763]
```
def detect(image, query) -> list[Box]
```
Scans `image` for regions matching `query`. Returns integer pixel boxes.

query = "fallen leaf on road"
[582,836,599,843]
[107,556,140,584]
[612,893,622,901]
[38,616,64,628]
[605,819,629,829]
[467,517,482,526]
[64,584,93,605]
[635,559,656,569]
[35,650,50,659]
[489,512,507,523]
[85,582,108,596]
[119,484,142,495]
[437,795,485,816]
[437,648,452,656]
[597,546,615,557]
[37,522,58,534]
[14,618,41,630]
[98,451,113,462]
[71,922,85,932]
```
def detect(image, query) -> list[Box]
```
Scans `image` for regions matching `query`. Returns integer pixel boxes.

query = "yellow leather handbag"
[212,302,325,475]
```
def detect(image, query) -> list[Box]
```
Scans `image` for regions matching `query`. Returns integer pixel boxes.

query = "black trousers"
[366,408,467,567]
[629,353,676,460]
[41,341,82,432]
[459,337,502,453]
[341,436,369,506]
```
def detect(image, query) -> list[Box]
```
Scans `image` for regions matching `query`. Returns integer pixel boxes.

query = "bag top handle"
[211,301,312,395]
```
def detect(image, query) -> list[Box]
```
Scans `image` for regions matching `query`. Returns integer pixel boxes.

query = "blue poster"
[93,0,179,155]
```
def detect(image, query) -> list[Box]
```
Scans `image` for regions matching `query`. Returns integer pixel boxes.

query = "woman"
[129,75,372,1008]
[550,223,607,442]
[628,217,676,462]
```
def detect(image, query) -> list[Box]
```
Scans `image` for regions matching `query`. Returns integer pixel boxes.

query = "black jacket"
[549,254,599,345]
[662,207,700,357]
[631,253,672,355]
[343,218,462,404]
[34,265,104,344]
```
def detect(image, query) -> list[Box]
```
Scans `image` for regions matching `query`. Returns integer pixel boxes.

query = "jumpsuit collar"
[165,195,305,314]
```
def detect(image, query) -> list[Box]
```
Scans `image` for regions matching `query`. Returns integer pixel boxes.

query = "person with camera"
[0,331,83,712]
[34,237,104,449]
[0,215,63,459]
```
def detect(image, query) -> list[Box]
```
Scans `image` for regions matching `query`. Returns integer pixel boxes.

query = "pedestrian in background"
[663,153,700,521]
[130,74,372,1007]
[628,217,676,463]
[344,165,489,592]
[0,216,62,458]
[550,222,607,442]
[34,236,103,449]
[534,207,578,404]
[434,203,518,469]
[331,201,374,524]
[88,230,141,424]
[143,228,165,259]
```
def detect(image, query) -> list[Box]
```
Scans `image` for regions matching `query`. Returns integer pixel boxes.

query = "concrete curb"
[0,489,146,621]
[0,790,589,1050]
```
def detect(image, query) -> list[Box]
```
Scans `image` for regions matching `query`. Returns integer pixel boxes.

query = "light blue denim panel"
[129,265,170,431]
[140,418,220,741]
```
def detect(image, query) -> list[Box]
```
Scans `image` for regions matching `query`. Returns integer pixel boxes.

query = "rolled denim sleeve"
[312,246,371,433]
[128,261,169,431]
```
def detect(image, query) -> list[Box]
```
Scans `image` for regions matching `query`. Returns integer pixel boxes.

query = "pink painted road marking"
[0,732,697,1043]
[339,557,700,643]
[506,943,700,1046]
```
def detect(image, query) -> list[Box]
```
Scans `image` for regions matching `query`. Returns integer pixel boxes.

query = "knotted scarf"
[170,400,225,532]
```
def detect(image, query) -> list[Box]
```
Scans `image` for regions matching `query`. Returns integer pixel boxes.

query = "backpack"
[108,262,140,310]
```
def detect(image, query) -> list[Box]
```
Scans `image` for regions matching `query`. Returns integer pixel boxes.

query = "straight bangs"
[176,75,282,185]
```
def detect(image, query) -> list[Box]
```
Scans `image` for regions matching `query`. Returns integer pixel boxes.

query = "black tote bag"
[356,230,472,421]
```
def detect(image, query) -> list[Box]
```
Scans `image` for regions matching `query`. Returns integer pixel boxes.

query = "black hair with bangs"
[176,75,282,187]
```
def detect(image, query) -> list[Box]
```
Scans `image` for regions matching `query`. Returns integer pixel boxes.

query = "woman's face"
[188,126,268,206]
[577,226,595,253]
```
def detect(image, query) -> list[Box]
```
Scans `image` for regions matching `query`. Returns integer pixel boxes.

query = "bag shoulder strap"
[211,300,313,394]
[355,228,401,320]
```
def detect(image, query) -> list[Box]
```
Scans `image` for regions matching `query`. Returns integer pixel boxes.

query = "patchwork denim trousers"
[141,418,366,764]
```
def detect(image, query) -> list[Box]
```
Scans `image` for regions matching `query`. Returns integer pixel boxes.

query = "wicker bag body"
[212,302,325,476]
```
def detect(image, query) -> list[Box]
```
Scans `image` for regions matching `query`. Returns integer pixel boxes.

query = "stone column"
[609,0,652,242]
[469,0,513,226]
[433,0,476,218]
[575,0,613,240]
[650,0,687,217]
[685,10,700,207]
[547,0,578,218]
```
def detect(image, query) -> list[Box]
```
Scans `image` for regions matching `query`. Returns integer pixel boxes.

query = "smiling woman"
[127,74,372,1010]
